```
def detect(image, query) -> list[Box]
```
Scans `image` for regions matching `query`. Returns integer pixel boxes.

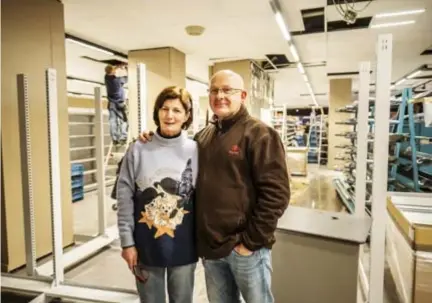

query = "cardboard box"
[386,194,432,303]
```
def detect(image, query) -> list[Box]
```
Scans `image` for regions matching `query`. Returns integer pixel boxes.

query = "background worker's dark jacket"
[194,105,291,260]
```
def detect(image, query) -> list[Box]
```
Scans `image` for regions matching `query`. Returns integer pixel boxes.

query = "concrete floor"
[3,165,400,302]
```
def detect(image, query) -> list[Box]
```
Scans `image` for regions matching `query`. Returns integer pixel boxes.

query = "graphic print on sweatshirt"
[135,159,194,239]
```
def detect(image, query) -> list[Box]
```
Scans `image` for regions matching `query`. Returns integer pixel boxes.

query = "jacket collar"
[210,104,249,132]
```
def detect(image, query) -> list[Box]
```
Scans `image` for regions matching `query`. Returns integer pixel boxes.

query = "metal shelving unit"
[307,112,328,164]
[270,106,297,149]
[68,108,117,193]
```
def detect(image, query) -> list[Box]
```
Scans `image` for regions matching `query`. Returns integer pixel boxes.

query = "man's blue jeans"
[108,103,128,143]
[135,263,196,303]
[203,248,274,303]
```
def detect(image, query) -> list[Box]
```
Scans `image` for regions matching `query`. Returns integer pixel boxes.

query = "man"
[105,64,128,145]
[139,70,290,303]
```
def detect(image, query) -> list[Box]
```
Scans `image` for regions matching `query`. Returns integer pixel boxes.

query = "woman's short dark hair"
[153,86,193,130]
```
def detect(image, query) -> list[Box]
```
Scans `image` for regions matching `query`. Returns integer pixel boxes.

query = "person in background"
[140,70,291,303]
[116,86,198,303]
[105,64,129,146]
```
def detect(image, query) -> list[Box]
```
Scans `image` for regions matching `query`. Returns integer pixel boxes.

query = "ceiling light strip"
[289,44,299,62]
[297,63,305,74]
[375,9,425,18]
[371,20,415,28]
[66,38,114,56]
[270,0,318,106]
[275,12,291,41]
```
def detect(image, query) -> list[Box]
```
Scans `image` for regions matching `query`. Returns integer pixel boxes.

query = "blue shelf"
[71,163,84,202]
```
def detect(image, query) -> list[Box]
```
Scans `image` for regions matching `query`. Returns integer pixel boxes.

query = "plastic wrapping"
[285,147,308,176]
[414,251,432,302]
[386,214,414,303]
[386,213,432,303]
[424,100,432,127]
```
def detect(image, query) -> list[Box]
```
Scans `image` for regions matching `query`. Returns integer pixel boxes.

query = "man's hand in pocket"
[234,243,253,256]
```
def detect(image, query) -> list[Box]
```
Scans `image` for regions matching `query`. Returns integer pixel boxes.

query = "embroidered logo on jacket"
[228,144,240,156]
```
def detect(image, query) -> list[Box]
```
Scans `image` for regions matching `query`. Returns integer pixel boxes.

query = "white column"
[355,62,371,217]
[369,34,393,303]
[355,62,371,299]
[17,74,37,276]
[46,68,64,285]
[137,63,147,136]
[94,87,107,235]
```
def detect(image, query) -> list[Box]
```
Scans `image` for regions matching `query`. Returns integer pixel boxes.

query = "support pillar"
[327,78,353,169]
[128,47,186,137]
[1,0,74,271]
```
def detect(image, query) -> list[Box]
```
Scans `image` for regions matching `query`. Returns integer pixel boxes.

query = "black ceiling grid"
[292,1,374,37]
[326,0,373,6]
[261,54,291,70]
[291,7,325,36]
[327,17,373,32]
[420,46,432,56]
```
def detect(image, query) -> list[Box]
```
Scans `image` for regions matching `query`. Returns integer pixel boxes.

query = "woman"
[116,86,198,303]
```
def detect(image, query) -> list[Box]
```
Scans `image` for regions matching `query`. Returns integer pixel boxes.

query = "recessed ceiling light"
[371,20,415,28]
[185,25,205,36]
[375,9,425,18]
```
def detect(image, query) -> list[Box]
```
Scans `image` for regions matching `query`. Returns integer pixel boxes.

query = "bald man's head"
[208,69,247,119]
[210,70,245,90]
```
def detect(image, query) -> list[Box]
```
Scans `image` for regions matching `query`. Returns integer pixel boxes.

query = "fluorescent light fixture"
[375,8,425,18]
[303,74,309,83]
[312,95,318,106]
[297,63,305,74]
[395,78,406,86]
[69,78,102,86]
[275,12,291,41]
[66,37,114,56]
[371,20,415,28]
[407,70,421,79]
[289,44,299,62]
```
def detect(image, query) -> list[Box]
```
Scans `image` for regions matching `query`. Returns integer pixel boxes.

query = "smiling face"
[158,98,190,137]
[209,70,247,119]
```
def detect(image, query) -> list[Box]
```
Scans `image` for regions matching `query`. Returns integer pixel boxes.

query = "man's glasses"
[208,88,243,96]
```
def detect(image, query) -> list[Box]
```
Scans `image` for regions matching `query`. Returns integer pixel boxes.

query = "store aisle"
[290,164,346,212]
[12,165,395,302]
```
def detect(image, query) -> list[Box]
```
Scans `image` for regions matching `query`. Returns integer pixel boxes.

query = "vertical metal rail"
[369,34,393,303]
[406,89,420,191]
[94,87,107,235]
[355,62,371,300]
[390,89,408,191]
[355,62,371,217]
[17,74,37,276]
[45,68,64,284]
[137,63,147,135]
